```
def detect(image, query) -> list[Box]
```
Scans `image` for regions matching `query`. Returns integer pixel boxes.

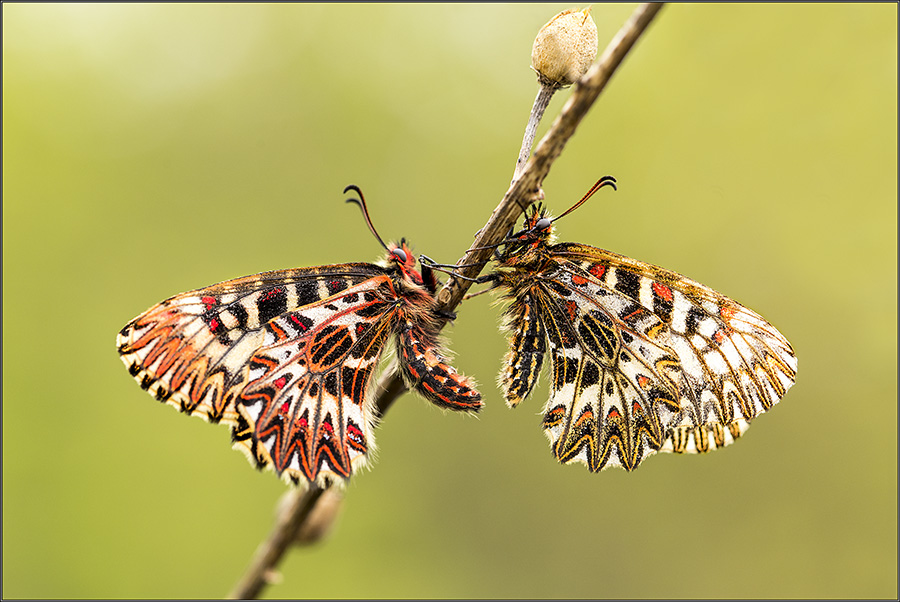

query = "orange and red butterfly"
[117,186,481,488]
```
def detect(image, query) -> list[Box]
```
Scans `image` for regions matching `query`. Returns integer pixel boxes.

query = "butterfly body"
[118,241,481,488]
[494,197,797,473]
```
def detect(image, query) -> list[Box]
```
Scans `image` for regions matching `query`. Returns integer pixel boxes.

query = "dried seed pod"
[531,7,598,87]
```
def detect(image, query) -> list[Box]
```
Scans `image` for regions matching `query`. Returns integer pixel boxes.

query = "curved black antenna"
[343,185,389,251]
[552,176,617,223]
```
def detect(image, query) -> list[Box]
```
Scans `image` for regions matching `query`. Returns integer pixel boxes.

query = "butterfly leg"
[435,309,458,321]
[418,254,487,284]
[475,273,501,285]
[419,254,487,271]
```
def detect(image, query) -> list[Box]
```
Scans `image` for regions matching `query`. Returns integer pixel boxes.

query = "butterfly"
[489,176,797,472]
[117,186,482,488]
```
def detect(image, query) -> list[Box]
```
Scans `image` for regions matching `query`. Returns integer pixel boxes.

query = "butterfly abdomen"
[499,293,546,407]
[398,318,482,412]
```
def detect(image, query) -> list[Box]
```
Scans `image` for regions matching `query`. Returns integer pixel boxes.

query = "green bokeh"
[3,3,896,599]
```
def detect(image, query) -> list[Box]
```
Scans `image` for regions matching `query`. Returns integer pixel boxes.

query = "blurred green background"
[3,3,896,599]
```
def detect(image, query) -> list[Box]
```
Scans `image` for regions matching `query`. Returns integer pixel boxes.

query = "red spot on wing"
[720,305,737,321]
[637,375,651,388]
[290,315,308,331]
[623,308,643,321]
[575,410,594,426]
[607,408,621,419]
[274,376,287,389]
[571,274,588,286]
[280,401,290,414]
[261,287,285,302]
[346,423,367,452]
[201,296,217,310]
[565,300,579,320]
[589,263,606,279]
[209,318,220,331]
[651,282,673,302]
[714,329,726,344]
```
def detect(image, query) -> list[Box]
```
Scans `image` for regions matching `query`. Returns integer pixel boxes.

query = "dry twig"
[228,3,663,598]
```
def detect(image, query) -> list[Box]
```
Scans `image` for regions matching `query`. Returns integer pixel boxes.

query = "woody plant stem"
[228,3,664,599]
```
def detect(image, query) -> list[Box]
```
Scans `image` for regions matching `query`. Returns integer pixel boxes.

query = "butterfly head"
[387,239,440,293]
[497,203,556,262]
[387,239,416,274]
[496,177,617,265]
[521,203,555,240]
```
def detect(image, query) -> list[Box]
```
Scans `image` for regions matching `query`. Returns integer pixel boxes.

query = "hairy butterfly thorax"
[491,177,797,473]
[117,186,480,490]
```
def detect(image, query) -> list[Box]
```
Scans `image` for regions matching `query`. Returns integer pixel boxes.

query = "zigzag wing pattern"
[553,244,796,458]
[229,276,403,486]
[503,241,796,473]
[529,271,681,471]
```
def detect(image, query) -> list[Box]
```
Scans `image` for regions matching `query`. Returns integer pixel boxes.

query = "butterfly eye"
[533,217,552,232]
[392,248,408,263]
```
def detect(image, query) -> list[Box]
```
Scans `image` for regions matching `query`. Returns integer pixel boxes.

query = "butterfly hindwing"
[519,262,679,470]
[231,276,398,486]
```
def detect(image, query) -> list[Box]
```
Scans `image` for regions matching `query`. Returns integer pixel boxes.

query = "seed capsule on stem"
[531,7,598,87]
[515,7,599,181]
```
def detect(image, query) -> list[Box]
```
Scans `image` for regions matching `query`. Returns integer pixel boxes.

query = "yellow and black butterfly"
[488,177,796,472]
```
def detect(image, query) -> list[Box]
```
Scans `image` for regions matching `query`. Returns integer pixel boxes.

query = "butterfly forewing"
[117,265,383,423]
[496,210,797,473]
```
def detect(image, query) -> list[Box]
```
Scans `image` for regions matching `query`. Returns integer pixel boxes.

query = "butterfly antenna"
[552,176,617,223]
[344,185,389,252]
